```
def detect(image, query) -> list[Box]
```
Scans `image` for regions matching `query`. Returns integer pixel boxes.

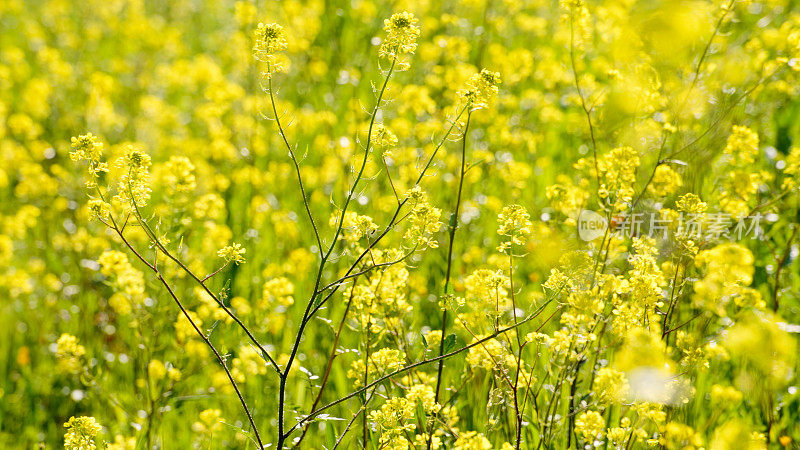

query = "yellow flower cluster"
[3,0,800,448]
[648,165,683,197]
[63,416,102,450]
[693,243,762,315]
[253,22,289,74]
[404,187,442,249]
[718,126,770,218]
[217,243,246,265]
[348,348,405,388]
[55,334,86,375]
[191,409,223,435]
[261,276,294,307]
[575,410,605,442]
[459,69,502,110]
[97,250,146,315]
[379,12,420,69]
[70,133,108,189]
[496,204,531,253]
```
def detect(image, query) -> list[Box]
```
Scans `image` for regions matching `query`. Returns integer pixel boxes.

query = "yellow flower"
[725,312,797,386]
[97,250,146,314]
[64,416,102,450]
[218,243,247,265]
[724,125,760,165]
[453,431,492,450]
[710,385,742,406]
[174,311,203,342]
[253,23,288,56]
[233,1,257,26]
[114,145,152,208]
[106,435,135,450]
[575,410,605,441]
[56,334,86,375]
[261,277,295,307]
[162,155,196,195]
[148,359,167,380]
[404,187,442,249]
[379,12,420,66]
[459,69,502,110]
[406,384,439,414]
[192,409,223,434]
[497,204,531,252]
[660,422,702,450]
[675,193,707,214]
[648,165,683,197]
[710,420,766,450]
[253,22,289,75]
[70,133,108,187]
[347,348,405,388]
[373,123,398,149]
[594,368,629,405]
[781,146,800,190]
[70,133,103,163]
[86,199,110,221]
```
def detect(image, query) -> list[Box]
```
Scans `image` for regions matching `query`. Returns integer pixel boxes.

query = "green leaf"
[443,334,457,354]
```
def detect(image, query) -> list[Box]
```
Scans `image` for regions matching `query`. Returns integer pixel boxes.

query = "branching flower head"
[55,333,86,375]
[675,193,707,214]
[70,133,108,188]
[379,11,420,69]
[114,144,152,208]
[253,22,288,74]
[404,186,442,249]
[497,204,531,253]
[86,198,110,221]
[332,210,379,243]
[254,22,288,56]
[724,125,760,165]
[70,133,103,163]
[560,0,591,47]
[590,146,640,211]
[64,416,102,450]
[648,165,683,197]
[575,410,605,442]
[218,243,246,265]
[261,277,295,307]
[459,69,502,110]
[594,368,629,405]
[373,123,398,150]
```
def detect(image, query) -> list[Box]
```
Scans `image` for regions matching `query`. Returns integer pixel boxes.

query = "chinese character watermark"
[577,210,763,242]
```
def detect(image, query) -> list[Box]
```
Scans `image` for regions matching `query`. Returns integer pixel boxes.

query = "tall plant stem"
[275,58,396,450]
[427,110,472,449]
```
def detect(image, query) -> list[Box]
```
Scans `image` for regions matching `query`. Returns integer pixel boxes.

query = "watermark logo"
[577,210,764,242]
[578,209,608,242]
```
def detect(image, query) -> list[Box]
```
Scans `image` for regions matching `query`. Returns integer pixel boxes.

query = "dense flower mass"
[379,11,421,68]
[2,0,800,449]
[217,243,246,265]
[63,416,102,450]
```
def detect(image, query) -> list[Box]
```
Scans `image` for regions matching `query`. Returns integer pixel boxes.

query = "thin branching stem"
[107,216,265,449]
[288,305,555,435]
[265,62,324,255]
[126,186,281,374]
[275,57,397,450]
[427,110,472,450]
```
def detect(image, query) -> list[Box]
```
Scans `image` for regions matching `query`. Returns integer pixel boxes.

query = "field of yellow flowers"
[3,0,800,448]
